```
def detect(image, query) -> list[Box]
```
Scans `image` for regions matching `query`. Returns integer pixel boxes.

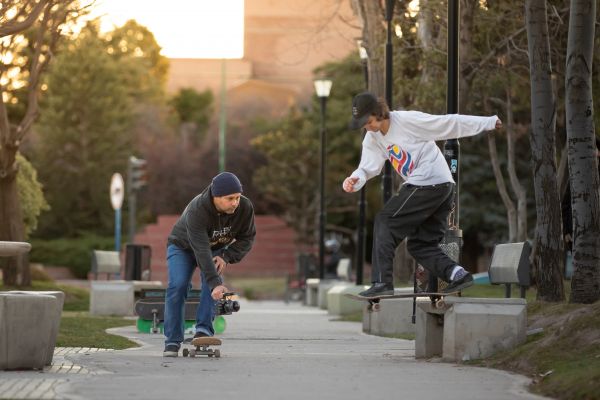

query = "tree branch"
[0,0,48,38]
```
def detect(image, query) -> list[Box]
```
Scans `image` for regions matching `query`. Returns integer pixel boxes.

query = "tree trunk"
[0,156,27,286]
[565,0,599,304]
[458,0,478,112]
[351,0,385,96]
[503,90,528,241]
[525,0,565,302]
[488,133,518,241]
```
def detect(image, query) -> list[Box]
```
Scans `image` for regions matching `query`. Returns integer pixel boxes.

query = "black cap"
[349,92,378,130]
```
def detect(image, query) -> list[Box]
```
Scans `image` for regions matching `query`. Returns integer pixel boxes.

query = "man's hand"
[213,255,227,274]
[343,176,359,193]
[211,285,228,300]
[495,119,503,130]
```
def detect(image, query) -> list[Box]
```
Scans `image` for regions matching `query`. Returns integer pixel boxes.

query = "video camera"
[215,292,240,315]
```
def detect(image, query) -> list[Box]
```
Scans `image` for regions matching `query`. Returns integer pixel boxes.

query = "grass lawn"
[57,312,137,349]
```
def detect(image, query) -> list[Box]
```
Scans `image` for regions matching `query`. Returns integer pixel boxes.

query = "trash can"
[125,244,152,281]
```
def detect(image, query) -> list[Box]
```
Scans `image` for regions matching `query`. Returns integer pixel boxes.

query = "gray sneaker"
[163,344,179,357]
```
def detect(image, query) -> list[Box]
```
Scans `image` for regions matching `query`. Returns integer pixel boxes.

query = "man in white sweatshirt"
[343,92,502,297]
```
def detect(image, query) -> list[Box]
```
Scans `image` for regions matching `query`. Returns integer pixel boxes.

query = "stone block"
[415,297,527,361]
[90,281,134,316]
[318,280,350,309]
[0,293,57,370]
[362,287,421,336]
[8,291,64,365]
[443,297,527,361]
[326,284,368,316]
[367,297,430,337]
[305,278,320,307]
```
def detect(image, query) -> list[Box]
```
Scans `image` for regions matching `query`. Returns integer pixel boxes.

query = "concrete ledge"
[0,241,31,257]
[326,284,368,316]
[362,287,427,336]
[318,280,350,309]
[90,281,135,316]
[305,278,320,307]
[415,297,527,361]
[8,291,64,365]
[0,293,57,370]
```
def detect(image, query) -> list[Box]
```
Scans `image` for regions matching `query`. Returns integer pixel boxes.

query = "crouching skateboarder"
[163,172,256,357]
[343,92,502,298]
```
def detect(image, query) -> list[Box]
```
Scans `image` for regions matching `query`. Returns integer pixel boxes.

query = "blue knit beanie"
[211,172,243,197]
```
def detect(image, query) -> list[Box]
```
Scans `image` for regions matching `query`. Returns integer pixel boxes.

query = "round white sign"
[110,173,125,210]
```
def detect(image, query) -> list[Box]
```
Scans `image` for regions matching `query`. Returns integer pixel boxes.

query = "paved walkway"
[0,300,550,400]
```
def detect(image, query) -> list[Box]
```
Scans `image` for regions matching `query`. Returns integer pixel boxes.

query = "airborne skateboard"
[182,337,222,358]
[344,291,460,311]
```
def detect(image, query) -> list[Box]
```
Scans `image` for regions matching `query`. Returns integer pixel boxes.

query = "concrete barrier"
[326,284,368,316]
[318,280,350,309]
[305,278,320,306]
[0,293,57,370]
[90,281,135,316]
[415,297,527,362]
[361,287,421,335]
[8,291,64,365]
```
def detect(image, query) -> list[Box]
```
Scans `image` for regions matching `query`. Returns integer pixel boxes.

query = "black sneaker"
[359,282,394,297]
[163,344,179,357]
[444,269,474,293]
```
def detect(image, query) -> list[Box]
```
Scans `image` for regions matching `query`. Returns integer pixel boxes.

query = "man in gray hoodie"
[163,172,256,357]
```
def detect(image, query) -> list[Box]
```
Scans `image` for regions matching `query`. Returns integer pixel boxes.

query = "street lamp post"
[382,0,396,204]
[314,79,332,280]
[356,40,369,285]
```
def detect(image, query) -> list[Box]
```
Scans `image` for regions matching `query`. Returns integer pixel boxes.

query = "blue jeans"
[164,244,219,347]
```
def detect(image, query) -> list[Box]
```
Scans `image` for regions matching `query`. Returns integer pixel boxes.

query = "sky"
[91,0,245,59]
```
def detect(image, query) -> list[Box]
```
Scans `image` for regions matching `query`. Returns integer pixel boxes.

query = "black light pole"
[429,0,461,295]
[445,0,460,225]
[315,79,332,280]
[382,0,395,204]
[356,40,369,285]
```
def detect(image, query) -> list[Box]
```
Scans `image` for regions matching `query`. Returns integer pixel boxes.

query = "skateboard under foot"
[345,291,459,311]
[182,337,222,358]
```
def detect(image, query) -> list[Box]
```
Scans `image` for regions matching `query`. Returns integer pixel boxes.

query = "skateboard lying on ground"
[182,337,222,358]
[344,291,459,311]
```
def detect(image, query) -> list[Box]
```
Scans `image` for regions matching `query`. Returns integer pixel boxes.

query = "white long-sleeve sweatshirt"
[349,110,499,189]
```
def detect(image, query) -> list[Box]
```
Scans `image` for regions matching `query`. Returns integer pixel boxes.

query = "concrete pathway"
[0,300,551,400]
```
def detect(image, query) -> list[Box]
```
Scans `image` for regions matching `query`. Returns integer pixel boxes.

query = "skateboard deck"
[182,337,222,358]
[345,291,459,311]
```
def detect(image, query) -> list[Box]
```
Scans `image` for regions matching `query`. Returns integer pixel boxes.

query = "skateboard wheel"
[372,303,381,312]
[189,349,196,357]
[182,348,189,357]
[214,349,221,358]
[435,300,446,309]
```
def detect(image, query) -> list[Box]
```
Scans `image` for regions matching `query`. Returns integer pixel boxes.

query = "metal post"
[356,58,369,285]
[319,96,327,280]
[115,208,121,252]
[445,0,460,228]
[430,0,462,295]
[382,0,395,204]
[218,58,227,172]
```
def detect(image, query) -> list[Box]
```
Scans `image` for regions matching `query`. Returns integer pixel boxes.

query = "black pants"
[371,182,456,284]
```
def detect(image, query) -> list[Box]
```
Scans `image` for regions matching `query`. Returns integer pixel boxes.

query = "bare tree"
[486,88,528,243]
[351,0,385,95]
[525,0,565,301]
[0,0,84,286]
[565,0,599,304]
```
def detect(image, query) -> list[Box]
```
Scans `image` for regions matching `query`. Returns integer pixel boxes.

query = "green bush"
[30,235,116,278]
